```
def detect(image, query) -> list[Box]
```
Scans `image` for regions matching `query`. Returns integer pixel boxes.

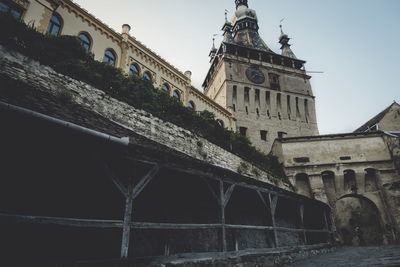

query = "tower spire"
[235,0,248,9]
[279,21,297,59]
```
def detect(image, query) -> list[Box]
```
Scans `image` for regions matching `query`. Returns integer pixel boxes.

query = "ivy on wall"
[0,14,285,177]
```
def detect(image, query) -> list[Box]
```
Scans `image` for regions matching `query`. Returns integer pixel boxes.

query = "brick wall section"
[0,45,292,191]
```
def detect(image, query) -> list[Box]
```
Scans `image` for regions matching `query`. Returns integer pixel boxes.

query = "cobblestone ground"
[285,245,400,267]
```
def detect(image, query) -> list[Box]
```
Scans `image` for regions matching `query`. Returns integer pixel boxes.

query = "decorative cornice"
[58,0,189,85]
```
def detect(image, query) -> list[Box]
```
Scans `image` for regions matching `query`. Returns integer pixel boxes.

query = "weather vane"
[280,18,285,34]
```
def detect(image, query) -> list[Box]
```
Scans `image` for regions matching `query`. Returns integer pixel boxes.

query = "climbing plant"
[0,14,285,177]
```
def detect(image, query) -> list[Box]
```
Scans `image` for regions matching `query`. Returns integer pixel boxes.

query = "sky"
[74,0,400,134]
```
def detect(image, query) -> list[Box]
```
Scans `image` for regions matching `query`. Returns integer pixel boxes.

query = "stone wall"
[0,45,291,191]
[271,134,400,244]
[205,54,319,154]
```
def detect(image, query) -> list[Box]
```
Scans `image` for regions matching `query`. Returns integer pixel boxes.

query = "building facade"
[203,0,319,153]
[271,102,400,245]
[0,0,235,129]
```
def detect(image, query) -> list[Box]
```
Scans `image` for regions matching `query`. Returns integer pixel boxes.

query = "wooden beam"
[131,165,160,200]
[269,194,279,248]
[223,184,236,208]
[257,191,271,213]
[103,163,128,198]
[131,222,222,230]
[219,180,227,252]
[0,213,123,228]
[132,157,312,205]
[121,165,160,259]
[121,194,133,259]
[201,177,220,204]
[299,204,307,245]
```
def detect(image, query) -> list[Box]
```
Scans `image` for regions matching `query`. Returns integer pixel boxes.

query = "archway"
[334,194,383,246]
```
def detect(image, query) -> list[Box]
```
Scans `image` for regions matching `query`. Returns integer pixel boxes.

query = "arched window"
[78,32,91,53]
[188,101,195,111]
[162,83,170,93]
[173,90,180,100]
[129,64,140,76]
[143,71,152,81]
[0,1,23,19]
[103,49,116,66]
[47,14,62,36]
[344,170,357,193]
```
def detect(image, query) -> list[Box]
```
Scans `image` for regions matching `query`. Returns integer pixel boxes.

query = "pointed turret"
[230,0,271,52]
[209,37,217,62]
[222,10,233,42]
[279,24,297,59]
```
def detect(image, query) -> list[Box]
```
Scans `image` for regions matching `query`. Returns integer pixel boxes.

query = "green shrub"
[0,14,285,178]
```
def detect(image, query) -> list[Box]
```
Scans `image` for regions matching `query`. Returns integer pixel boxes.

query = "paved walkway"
[285,245,400,267]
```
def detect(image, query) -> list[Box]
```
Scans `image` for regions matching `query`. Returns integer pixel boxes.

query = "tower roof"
[228,0,272,52]
[279,24,297,59]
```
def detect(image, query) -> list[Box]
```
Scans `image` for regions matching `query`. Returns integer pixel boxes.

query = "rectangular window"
[296,97,301,118]
[233,85,237,100]
[244,87,250,103]
[304,99,309,122]
[277,131,287,139]
[287,95,291,118]
[260,130,268,141]
[294,157,310,163]
[277,93,281,110]
[266,91,270,107]
[255,89,260,104]
[239,127,247,136]
[268,73,280,90]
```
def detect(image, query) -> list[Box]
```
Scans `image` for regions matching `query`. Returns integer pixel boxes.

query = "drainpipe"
[0,101,130,146]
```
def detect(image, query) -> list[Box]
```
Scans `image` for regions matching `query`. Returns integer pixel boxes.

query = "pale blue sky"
[74,0,400,134]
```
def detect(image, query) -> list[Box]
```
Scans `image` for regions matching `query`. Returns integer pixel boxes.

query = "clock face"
[246,67,265,84]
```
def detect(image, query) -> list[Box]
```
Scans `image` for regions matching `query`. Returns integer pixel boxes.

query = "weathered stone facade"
[0,44,290,191]
[271,131,400,245]
[203,1,318,153]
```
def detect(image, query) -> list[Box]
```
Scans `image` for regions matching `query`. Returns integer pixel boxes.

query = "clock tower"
[203,0,319,153]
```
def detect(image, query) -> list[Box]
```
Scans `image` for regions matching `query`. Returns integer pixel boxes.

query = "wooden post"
[299,204,307,245]
[120,165,160,259]
[121,185,134,259]
[219,180,227,252]
[257,191,274,248]
[268,193,279,248]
